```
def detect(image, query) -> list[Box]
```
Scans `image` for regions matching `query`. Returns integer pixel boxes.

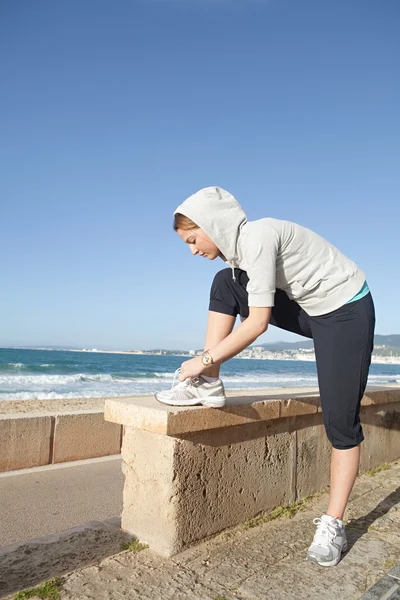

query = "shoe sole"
[155,393,226,408]
[201,398,226,408]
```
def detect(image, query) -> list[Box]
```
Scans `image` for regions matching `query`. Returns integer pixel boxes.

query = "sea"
[1,348,400,402]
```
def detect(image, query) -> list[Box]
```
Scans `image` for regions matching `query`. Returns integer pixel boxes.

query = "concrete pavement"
[0,455,123,546]
[2,457,399,600]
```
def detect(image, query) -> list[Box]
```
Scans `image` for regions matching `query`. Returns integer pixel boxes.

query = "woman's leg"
[205,268,250,378]
[203,311,236,378]
[327,446,360,520]
[206,268,313,378]
[310,293,376,521]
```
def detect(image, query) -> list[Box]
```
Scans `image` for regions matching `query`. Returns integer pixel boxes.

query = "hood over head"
[174,187,248,281]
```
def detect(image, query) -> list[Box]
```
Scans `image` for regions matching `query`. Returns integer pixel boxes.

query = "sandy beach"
[0,396,109,415]
[2,383,400,415]
[0,388,321,415]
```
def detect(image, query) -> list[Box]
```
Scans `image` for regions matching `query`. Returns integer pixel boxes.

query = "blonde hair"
[173,213,198,232]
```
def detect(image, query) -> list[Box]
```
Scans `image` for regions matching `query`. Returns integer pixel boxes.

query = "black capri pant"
[209,268,376,450]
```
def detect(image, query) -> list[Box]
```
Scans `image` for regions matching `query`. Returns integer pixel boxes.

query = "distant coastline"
[1,347,398,402]
[46,347,400,366]
[2,345,400,366]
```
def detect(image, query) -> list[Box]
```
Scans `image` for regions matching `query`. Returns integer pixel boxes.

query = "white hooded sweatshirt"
[174,187,366,316]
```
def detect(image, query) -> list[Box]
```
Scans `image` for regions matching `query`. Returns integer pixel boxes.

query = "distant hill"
[254,340,315,351]
[253,334,400,351]
[374,335,400,348]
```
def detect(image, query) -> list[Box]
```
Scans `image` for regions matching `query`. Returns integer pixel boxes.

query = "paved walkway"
[360,563,400,600]
[4,458,399,600]
[0,455,123,546]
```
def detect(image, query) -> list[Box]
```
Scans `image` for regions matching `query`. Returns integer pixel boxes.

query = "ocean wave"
[1,370,398,389]
[0,363,78,375]
[0,373,115,386]
[367,375,400,383]
[0,391,103,401]
[0,354,399,402]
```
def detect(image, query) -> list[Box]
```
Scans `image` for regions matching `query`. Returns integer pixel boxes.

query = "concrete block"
[280,396,319,418]
[107,388,400,557]
[0,415,52,471]
[120,421,295,556]
[362,389,400,406]
[359,402,400,474]
[106,396,281,436]
[53,411,122,464]
[359,575,399,600]
[121,428,178,556]
[175,421,295,550]
[295,418,331,498]
[388,563,400,581]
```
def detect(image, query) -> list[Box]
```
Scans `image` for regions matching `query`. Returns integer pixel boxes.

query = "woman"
[155,186,375,567]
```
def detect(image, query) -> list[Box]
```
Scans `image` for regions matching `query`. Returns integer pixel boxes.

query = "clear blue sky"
[1,0,399,350]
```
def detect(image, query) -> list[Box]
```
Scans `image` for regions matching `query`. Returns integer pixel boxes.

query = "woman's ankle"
[202,375,219,383]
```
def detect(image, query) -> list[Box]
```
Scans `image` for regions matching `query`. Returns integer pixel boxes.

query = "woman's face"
[177,227,221,260]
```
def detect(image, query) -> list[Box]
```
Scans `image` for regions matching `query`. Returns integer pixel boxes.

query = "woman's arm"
[178,307,272,381]
[209,306,272,364]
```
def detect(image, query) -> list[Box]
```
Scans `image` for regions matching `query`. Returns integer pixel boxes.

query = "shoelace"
[171,368,200,390]
[312,518,338,546]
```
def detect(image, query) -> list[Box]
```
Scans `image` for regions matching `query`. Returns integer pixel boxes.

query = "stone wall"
[105,388,400,556]
[0,410,122,472]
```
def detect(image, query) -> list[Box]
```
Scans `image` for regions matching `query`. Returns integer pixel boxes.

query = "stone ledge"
[0,415,52,471]
[0,410,122,472]
[52,410,122,463]
[105,387,400,556]
[105,387,400,436]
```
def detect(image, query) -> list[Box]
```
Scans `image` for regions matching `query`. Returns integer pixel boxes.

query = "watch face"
[203,354,211,365]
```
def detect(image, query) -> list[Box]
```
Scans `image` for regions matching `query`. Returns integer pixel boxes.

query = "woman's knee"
[209,268,249,318]
[321,409,364,450]
[211,268,235,290]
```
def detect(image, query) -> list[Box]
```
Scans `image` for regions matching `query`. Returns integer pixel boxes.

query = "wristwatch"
[201,350,214,367]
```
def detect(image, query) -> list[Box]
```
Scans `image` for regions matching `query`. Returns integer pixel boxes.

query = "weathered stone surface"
[110,389,400,558]
[280,395,319,417]
[106,394,282,435]
[105,389,400,437]
[359,575,399,600]
[120,421,295,556]
[0,518,133,598]
[0,414,52,471]
[6,459,397,600]
[389,564,400,581]
[295,419,331,497]
[359,401,400,474]
[121,428,179,556]
[53,411,122,463]
[173,421,295,551]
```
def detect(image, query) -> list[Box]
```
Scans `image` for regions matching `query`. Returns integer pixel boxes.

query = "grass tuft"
[366,464,391,477]
[384,559,397,569]
[242,497,310,530]
[14,578,63,600]
[120,539,149,552]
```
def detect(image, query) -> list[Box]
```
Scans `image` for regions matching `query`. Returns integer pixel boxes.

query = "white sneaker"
[306,514,348,567]
[155,369,226,408]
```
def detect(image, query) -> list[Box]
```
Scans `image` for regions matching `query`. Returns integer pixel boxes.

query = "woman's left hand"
[178,356,205,382]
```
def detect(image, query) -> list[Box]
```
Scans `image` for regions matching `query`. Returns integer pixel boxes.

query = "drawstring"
[230,264,236,282]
